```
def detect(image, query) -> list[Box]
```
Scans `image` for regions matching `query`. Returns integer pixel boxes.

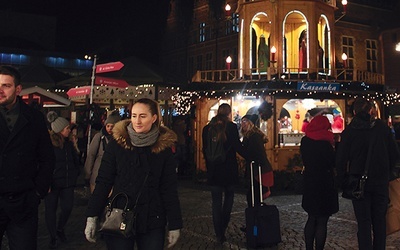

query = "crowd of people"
[0,64,399,250]
[0,66,183,250]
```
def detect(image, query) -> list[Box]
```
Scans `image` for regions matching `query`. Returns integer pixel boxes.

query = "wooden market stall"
[180,81,385,174]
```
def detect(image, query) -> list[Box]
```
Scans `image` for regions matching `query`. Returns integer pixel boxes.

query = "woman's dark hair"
[217,103,232,117]
[133,98,161,126]
[210,103,232,142]
[0,65,21,86]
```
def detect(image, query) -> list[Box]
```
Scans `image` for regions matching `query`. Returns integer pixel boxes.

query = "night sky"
[0,0,171,64]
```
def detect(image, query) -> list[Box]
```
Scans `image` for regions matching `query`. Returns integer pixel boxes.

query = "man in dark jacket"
[0,65,55,249]
[336,98,400,250]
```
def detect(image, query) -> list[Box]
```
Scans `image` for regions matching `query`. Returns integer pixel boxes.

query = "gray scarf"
[127,123,159,147]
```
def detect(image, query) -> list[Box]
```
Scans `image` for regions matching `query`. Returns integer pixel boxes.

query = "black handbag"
[99,174,149,238]
[98,192,136,238]
[342,134,374,200]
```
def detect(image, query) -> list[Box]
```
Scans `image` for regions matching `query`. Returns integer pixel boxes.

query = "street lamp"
[226,56,232,70]
[270,46,277,63]
[396,42,400,52]
[341,53,348,68]
[342,0,348,13]
[215,4,234,69]
[225,4,231,16]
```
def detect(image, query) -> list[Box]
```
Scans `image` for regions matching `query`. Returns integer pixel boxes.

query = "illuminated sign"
[297,82,340,91]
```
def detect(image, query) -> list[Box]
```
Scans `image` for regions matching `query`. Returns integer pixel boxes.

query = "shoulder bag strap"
[363,131,376,177]
[132,173,149,211]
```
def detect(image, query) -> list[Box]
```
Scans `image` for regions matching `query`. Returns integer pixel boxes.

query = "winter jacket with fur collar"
[86,120,182,233]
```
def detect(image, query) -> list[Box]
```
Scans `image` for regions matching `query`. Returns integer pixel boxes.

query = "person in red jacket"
[331,108,344,133]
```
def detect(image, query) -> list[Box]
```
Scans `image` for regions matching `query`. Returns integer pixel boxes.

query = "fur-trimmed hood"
[112,119,177,154]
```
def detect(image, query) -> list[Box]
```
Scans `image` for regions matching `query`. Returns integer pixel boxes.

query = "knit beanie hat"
[242,114,258,125]
[105,111,121,125]
[47,111,70,133]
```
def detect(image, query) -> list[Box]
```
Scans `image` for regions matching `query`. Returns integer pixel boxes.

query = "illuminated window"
[366,39,377,73]
[342,36,354,68]
[224,14,239,35]
[199,22,206,42]
[232,14,240,33]
[0,53,29,65]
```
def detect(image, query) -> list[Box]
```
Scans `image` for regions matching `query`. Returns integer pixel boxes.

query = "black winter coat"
[336,115,400,186]
[51,139,80,189]
[202,121,245,186]
[242,130,272,173]
[0,98,54,197]
[300,136,338,216]
[86,120,183,233]
[0,98,54,221]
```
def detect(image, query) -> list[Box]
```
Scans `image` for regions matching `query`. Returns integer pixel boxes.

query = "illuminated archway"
[250,12,271,73]
[282,11,309,72]
[280,98,344,133]
[318,14,332,74]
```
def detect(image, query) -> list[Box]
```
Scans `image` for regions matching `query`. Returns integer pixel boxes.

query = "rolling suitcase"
[245,161,281,248]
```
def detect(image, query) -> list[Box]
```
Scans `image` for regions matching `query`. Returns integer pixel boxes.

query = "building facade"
[161,0,400,172]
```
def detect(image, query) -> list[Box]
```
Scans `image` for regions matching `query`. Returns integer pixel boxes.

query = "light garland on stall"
[171,88,400,115]
[171,91,201,115]
[45,81,400,114]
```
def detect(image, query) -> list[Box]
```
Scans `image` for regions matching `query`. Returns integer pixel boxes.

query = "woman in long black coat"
[300,115,338,250]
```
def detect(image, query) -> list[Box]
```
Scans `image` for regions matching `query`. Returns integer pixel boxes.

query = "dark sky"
[1,0,171,64]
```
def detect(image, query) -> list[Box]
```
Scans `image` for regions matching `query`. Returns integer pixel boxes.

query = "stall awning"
[20,86,71,107]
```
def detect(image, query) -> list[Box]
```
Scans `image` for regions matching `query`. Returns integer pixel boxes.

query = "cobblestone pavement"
[3,181,400,249]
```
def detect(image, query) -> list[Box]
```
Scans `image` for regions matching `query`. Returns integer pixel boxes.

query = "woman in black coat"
[300,115,338,250]
[84,98,182,250]
[240,114,273,206]
[46,112,80,248]
[202,103,245,244]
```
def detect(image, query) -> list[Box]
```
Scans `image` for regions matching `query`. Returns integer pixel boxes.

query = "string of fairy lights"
[47,81,400,116]
[171,85,400,115]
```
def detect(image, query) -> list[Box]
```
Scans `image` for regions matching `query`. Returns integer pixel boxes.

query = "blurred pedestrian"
[69,123,81,160]
[233,110,242,130]
[172,117,188,175]
[300,115,338,250]
[336,98,400,249]
[46,111,80,248]
[331,108,344,133]
[84,98,182,249]
[0,65,55,250]
[301,112,311,133]
[84,110,121,193]
[202,103,245,244]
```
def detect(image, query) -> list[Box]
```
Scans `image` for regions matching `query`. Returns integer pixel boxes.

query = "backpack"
[204,125,227,165]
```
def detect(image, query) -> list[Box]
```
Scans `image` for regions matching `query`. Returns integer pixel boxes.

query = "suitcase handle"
[250,161,263,207]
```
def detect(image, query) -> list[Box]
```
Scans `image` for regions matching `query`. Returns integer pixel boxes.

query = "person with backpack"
[84,110,121,193]
[202,103,245,244]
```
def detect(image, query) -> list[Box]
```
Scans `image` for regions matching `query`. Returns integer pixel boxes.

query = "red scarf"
[305,115,334,145]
